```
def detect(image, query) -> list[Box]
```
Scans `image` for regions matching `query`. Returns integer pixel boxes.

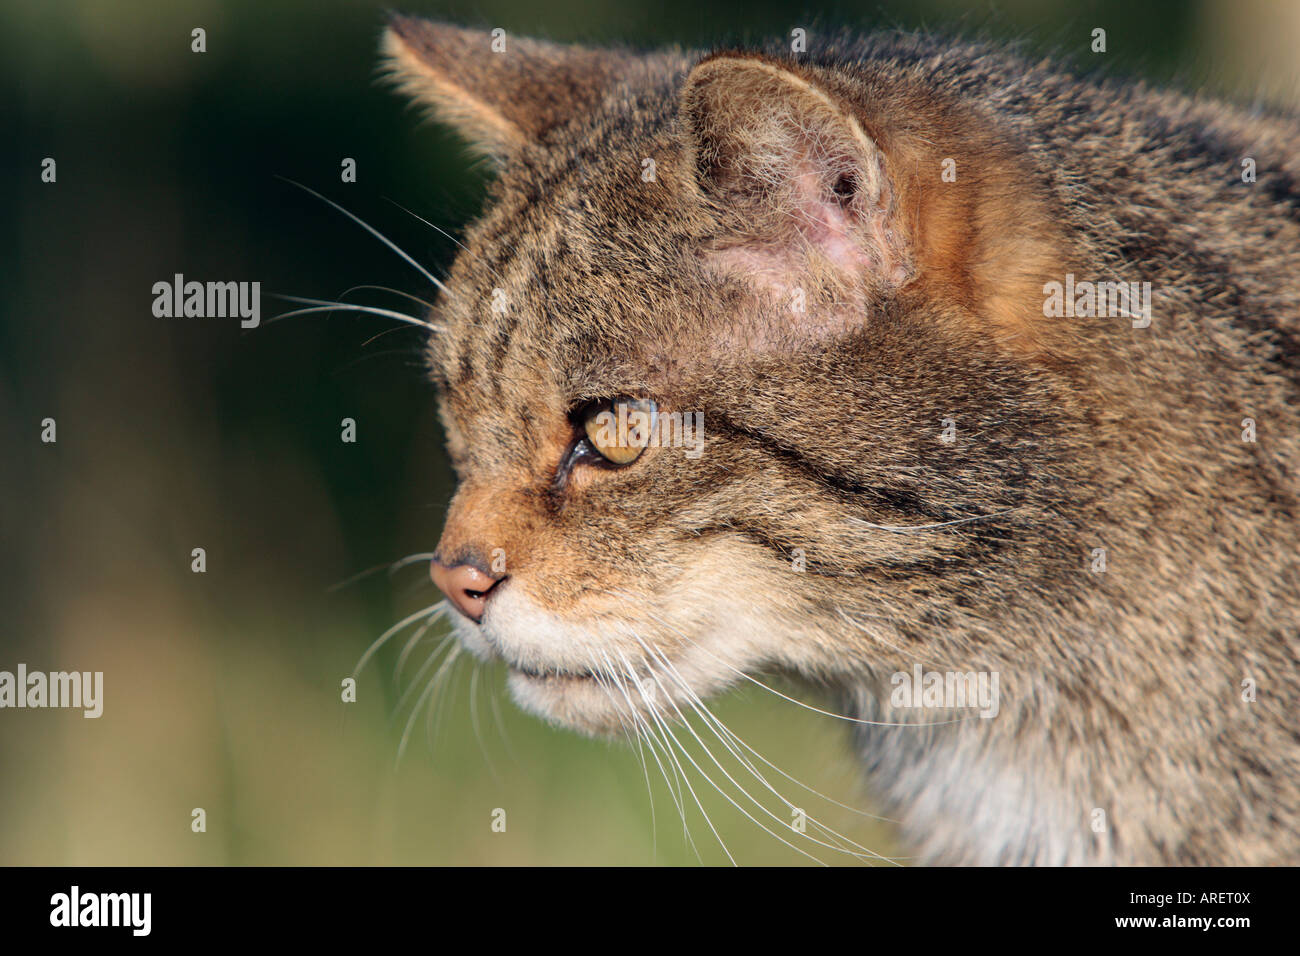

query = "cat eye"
[580,397,658,466]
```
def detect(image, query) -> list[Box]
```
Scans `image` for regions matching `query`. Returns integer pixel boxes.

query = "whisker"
[834,606,916,658]
[597,662,685,826]
[265,296,443,333]
[357,325,426,351]
[425,642,467,754]
[336,286,440,350]
[487,679,525,772]
[680,691,895,860]
[396,655,446,764]
[674,685,882,861]
[352,600,447,679]
[623,648,852,866]
[640,639,900,863]
[602,653,709,863]
[329,552,435,593]
[383,197,473,256]
[336,284,438,313]
[468,665,502,785]
[849,507,1018,534]
[591,668,658,860]
[277,176,454,297]
[633,614,902,841]
[682,679,898,824]
[629,617,916,861]
[391,632,455,717]
[646,611,974,729]
[397,644,462,762]
[396,627,451,689]
[615,650,740,866]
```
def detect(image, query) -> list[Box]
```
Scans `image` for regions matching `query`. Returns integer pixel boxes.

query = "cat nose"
[430,559,505,623]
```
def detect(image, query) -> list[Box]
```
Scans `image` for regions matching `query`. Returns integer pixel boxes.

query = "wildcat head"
[383,17,1090,734]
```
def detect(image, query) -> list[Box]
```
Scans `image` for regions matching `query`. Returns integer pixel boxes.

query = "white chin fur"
[449,581,782,734]
[478,584,626,676]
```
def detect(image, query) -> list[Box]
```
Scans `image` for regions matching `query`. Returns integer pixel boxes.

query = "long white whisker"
[336,284,438,313]
[468,664,501,784]
[391,632,455,717]
[278,177,453,296]
[834,606,918,659]
[383,197,473,256]
[426,647,465,758]
[849,507,1017,533]
[672,682,883,860]
[266,296,443,332]
[352,601,446,679]
[396,628,450,688]
[623,648,839,866]
[397,644,462,762]
[486,678,525,771]
[641,639,900,863]
[591,668,658,860]
[657,645,898,825]
[616,649,748,866]
[635,613,908,861]
[598,661,689,838]
[329,552,436,592]
[605,652,718,863]
[650,614,973,729]
[679,689,892,860]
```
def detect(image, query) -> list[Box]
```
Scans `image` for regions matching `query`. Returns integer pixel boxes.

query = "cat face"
[386,18,1089,733]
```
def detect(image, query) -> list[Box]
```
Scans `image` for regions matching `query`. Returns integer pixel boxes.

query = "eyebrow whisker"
[277,176,454,297]
[266,295,445,332]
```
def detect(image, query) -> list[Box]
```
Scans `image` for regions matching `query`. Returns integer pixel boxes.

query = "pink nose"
[430,560,504,623]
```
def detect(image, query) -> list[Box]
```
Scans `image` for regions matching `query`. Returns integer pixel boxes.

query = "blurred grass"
[0,0,1290,865]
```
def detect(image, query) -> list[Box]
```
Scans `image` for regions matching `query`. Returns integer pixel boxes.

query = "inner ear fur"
[681,55,913,287]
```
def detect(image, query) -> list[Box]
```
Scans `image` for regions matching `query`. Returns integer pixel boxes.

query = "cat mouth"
[509,662,597,682]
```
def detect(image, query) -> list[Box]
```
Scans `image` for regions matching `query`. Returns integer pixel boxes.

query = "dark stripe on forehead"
[487,310,523,392]
[458,144,617,399]
[454,343,475,389]
[487,250,552,396]
[450,227,526,398]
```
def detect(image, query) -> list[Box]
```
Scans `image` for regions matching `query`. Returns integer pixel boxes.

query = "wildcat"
[378,15,1300,865]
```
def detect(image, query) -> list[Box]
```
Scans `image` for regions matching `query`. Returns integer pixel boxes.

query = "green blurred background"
[1,0,1293,865]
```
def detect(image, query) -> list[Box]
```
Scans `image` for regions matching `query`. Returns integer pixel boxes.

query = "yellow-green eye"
[582,398,657,466]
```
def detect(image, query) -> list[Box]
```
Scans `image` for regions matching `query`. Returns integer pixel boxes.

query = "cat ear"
[680,54,913,289]
[382,17,632,163]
